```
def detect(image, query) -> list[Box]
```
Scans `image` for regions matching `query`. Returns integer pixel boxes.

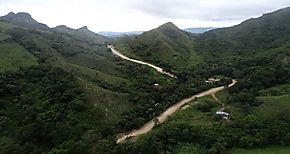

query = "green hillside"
[112,8,290,154]
[1,7,290,154]
[53,25,110,45]
[115,22,201,70]
[228,146,290,154]
[197,7,290,57]
[0,18,131,126]
[256,94,290,121]
[0,42,38,72]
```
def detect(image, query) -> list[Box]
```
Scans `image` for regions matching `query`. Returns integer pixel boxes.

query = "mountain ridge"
[197,7,290,56]
[114,21,200,70]
[0,12,49,30]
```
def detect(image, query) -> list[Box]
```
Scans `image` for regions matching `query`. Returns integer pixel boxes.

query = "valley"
[117,79,237,143]
[0,6,290,154]
[108,44,236,144]
[108,45,177,78]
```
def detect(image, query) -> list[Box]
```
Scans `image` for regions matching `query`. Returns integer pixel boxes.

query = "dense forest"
[0,66,113,153]
[112,51,290,154]
[1,7,290,154]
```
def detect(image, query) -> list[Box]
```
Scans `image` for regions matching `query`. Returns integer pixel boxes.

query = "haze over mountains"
[99,27,217,38]
[0,12,218,40]
[0,6,290,154]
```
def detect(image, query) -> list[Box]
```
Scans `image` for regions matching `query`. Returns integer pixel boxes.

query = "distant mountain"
[53,25,75,33]
[184,27,218,34]
[71,26,110,44]
[98,31,144,38]
[0,12,49,30]
[53,25,110,44]
[115,22,200,69]
[99,27,217,37]
[0,12,109,44]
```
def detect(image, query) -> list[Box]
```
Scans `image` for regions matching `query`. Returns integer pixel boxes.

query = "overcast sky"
[0,0,289,32]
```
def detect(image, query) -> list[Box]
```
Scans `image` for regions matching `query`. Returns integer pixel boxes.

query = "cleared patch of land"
[0,42,38,72]
[227,146,290,154]
[255,94,290,121]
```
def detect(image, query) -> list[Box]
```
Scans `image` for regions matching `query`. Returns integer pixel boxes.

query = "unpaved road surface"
[108,45,177,78]
[211,93,225,111]
[117,79,237,143]
[107,45,237,143]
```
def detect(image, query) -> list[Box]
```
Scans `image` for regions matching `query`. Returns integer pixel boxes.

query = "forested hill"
[114,22,201,70]
[0,12,129,153]
[0,7,290,154]
[111,7,290,153]
[197,7,290,57]
[0,11,218,153]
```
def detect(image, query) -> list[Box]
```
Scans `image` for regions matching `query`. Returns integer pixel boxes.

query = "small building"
[154,83,159,86]
[205,77,220,83]
[216,111,230,120]
[208,77,220,82]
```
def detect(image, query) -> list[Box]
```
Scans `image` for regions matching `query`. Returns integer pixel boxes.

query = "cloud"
[0,0,289,31]
[130,0,290,20]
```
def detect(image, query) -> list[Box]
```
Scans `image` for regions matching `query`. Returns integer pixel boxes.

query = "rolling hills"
[0,12,131,125]
[1,7,290,154]
[197,7,290,57]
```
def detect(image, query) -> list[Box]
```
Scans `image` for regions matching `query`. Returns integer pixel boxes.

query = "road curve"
[108,45,177,78]
[107,45,237,143]
[117,79,237,143]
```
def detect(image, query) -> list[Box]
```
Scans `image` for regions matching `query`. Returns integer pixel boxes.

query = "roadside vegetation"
[1,7,290,154]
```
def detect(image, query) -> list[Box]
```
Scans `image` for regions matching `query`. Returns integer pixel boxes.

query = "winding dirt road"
[107,45,237,143]
[116,80,237,143]
[108,45,177,78]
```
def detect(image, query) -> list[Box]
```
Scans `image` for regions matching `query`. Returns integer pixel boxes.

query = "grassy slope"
[0,33,9,41]
[115,23,201,70]
[197,7,290,58]
[255,94,290,121]
[0,21,38,71]
[0,42,38,72]
[227,146,290,154]
[0,20,17,31]
[0,20,131,123]
[65,52,120,75]
[174,143,207,154]
[259,84,290,96]
[76,76,129,123]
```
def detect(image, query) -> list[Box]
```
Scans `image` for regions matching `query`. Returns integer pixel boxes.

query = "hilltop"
[0,7,290,154]
[115,22,201,70]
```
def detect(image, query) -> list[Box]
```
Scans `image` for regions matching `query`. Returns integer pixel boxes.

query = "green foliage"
[115,63,216,131]
[196,99,218,112]
[256,94,290,121]
[197,7,290,57]
[0,65,111,153]
[227,146,290,154]
[2,7,290,154]
[0,41,38,72]
[173,143,206,154]
[0,20,17,31]
[115,22,201,70]
[259,84,290,96]
[115,112,290,154]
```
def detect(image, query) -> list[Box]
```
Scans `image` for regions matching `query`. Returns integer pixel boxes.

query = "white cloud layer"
[0,0,289,32]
